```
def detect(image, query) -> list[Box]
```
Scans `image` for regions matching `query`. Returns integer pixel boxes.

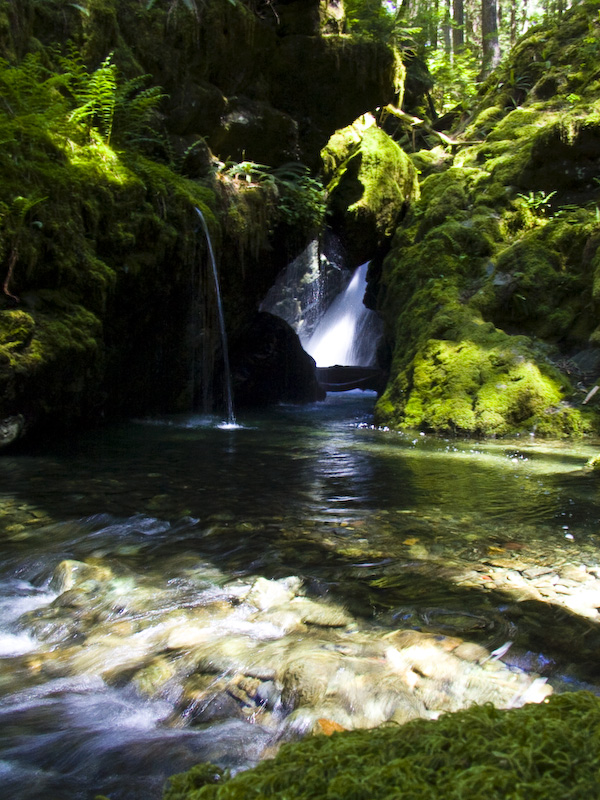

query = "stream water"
[2,392,600,799]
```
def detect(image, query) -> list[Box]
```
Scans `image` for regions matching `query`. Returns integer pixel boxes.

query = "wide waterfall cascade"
[302,262,383,367]
[195,208,236,426]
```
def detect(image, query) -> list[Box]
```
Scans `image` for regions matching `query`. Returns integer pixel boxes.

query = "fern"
[218,160,326,231]
[68,54,117,142]
[55,48,164,147]
[0,53,65,118]
[112,74,166,146]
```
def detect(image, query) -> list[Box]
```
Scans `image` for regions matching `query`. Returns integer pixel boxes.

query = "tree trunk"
[443,0,452,54]
[509,0,517,44]
[396,0,412,20]
[453,0,465,51]
[481,0,500,77]
[430,0,440,48]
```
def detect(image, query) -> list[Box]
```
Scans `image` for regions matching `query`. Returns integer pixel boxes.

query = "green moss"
[163,691,600,800]
[324,121,419,261]
[384,329,573,436]
[463,105,505,139]
[407,146,451,179]
[0,309,35,350]
[320,123,363,183]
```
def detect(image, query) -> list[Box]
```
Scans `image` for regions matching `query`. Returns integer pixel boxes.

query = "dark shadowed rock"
[231,312,325,406]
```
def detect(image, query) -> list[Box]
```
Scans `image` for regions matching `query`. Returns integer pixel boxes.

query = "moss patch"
[163,691,600,799]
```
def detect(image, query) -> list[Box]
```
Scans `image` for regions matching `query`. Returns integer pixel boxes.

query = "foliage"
[426,48,480,113]
[344,0,421,49]
[516,190,557,215]
[219,161,326,233]
[163,691,600,799]
[55,46,165,147]
[66,53,118,141]
[1,46,165,149]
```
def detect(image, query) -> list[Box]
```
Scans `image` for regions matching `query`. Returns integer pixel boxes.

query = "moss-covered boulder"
[323,119,420,266]
[374,0,600,436]
[163,691,600,800]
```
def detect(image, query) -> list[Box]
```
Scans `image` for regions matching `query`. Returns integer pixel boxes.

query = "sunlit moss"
[163,691,600,800]
[323,121,419,261]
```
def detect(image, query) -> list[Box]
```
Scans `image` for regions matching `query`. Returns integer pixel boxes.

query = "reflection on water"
[1,391,600,798]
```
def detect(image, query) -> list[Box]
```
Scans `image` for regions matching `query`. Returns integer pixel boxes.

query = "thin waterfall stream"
[195,208,236,427]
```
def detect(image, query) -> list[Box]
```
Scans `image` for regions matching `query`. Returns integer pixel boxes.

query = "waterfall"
[195,208,236,426]
[259,232,351,340]
[301,262,382,368]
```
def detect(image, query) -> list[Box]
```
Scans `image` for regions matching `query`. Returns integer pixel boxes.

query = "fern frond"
[67,53,117,141]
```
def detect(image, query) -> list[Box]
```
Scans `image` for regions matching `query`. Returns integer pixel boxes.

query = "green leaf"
[69,3,90,15]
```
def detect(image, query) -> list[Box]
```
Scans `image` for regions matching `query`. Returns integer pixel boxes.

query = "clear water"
[1,392,600,798]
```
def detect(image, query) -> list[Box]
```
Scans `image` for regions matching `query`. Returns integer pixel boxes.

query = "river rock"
[453,642,491,663]
[49,559,113,593]
[289,597,352,627]
[280,652,341,710]
[0,414,25,448]
[250,608,307,634]
[245,577,298,611]
[132,656,178,697]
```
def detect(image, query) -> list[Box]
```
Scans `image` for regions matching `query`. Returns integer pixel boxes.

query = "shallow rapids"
[1,392,600,799]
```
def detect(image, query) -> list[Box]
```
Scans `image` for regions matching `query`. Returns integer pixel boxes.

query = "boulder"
[324,121,420,266]
[231,312,326,406]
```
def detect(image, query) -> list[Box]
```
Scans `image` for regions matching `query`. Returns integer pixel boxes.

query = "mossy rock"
[163,691,600,800]
[376,321,584,436]
[325,123,419,266]
[374,0,600,437]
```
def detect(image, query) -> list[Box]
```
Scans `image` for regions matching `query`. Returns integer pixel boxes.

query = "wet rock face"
[0,415,25,449]
[521,118,600,205]
[231,312,326,406]
[271,0,345,36]
[259,235,352,341]
[207,98,300,168]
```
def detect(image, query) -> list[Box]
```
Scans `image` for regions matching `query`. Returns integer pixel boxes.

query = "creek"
[1,392,600,799]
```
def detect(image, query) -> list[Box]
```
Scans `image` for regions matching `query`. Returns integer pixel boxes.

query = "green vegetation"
[163,691,600,799]
[0,44,215,426]
[218,161,326,234]
[374,0,600,436]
